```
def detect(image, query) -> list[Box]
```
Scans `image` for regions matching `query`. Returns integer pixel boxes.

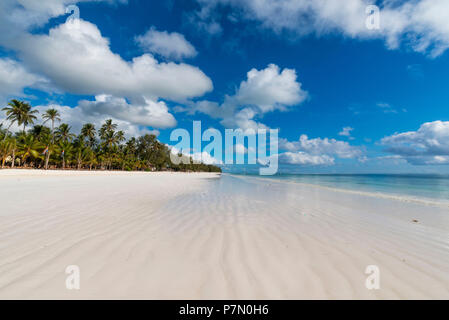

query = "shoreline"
[0,167,222,175]
[233,173,449,208]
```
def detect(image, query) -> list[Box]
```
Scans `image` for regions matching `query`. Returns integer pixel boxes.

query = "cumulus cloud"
[182,64,308,130]
[0,102,158,139]
[220,107,269,131]
[281,135,362,158]
[193,0,449,57]
[169,146,222,165]
[0,1,216,139]
[381,121,449,165]
[0,0,212,137]
[29,103,159,139]
[136,27,198,60]
[12,20,211,102]
[78,95,177,129]
[234,144,247,155]
[1,92,178,137]
[191,151,223,165]
[0,0,126,47]
[280,152,334,166]
[0,58,49,104]
[278,134,363,166]
[236,64,308,113]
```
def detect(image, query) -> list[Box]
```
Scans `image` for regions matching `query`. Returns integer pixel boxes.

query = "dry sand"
[0,170,448,299]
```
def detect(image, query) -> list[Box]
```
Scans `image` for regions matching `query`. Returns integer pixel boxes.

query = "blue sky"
[1,0,449,173]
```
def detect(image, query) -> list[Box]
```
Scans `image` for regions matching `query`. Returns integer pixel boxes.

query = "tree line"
[0,99,221,173]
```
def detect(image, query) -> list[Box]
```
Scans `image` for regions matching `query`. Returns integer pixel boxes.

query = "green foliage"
[0,101,222,173]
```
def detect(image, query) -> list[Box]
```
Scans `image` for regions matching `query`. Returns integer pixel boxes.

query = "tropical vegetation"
[0,100,221,173]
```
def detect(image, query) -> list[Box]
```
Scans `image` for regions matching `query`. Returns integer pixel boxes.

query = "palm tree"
[58,140,73,169]
[101,130,118,169]
[55,123,75,143]
[73,137,86,170]
[99,120,122,169]
[115,130,125,144]
[2,99,22,141]
[9,138,17,168]
[42,109,61,170]
[83,147,97,170]
[17,134,42,167]
[17,102,38,134]
[80,123,96,147]
[1,105,222,173]
[55,124,75,170]
[42,109,61,133]
[30,125,51,140]
[99,119,117,138]
[40,132,57,170]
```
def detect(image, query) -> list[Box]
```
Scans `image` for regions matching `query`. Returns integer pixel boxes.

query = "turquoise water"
[233,174,449,202]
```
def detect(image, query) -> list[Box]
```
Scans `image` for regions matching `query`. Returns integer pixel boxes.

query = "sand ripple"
[0,171,448,299]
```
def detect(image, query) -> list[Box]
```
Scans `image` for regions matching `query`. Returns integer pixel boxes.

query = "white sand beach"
[0,170,448,299]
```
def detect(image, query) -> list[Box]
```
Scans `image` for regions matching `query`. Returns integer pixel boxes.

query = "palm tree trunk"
[51,120,55,145]
[2,122,13,142]
[62,155,65,170]
[45,150,51,170]
[22,154,28,167]
[11,149,15,168]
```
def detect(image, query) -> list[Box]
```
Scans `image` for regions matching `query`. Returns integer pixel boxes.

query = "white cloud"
[229,143,255,155]
[136,27,197,60]
[280,135,362,159]
[236,64,308,113]
[169,146,222,165]
[183,64,308,130]
[191,151,223,165]
[0,0,213,120]
[29,103,159,139]
[381,121,449,165]
[0,1,212,136]
[78,95,177,129]
[278,134,363,166]
[339,126,354,137]
[280,152,334,166]
[220,107,269,131]
[13,20,212,102]
[194,0,449,57]
[234,144,247,154]
[1,93,176,137]
[0,58,49,104]
[0,0,126,47]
